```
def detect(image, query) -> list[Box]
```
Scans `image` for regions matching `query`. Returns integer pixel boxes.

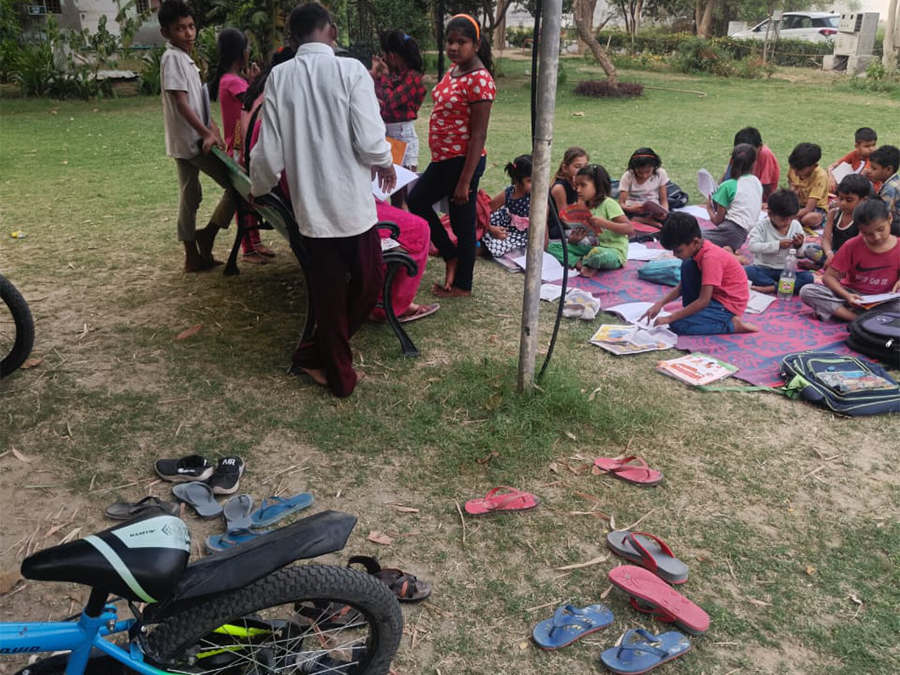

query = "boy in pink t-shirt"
[722,127,780,204]
[642,213,758,335]
[800,200,900,322]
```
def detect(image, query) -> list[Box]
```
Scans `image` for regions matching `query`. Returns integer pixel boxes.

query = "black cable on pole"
[436,0,445,79]
[530,0,542,137]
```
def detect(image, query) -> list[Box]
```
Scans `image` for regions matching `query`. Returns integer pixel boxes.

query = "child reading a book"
[821,173,870,266]
[788,142,828,230]
[619,147,669,225]
[826,127,878,193]
[720,127,780,204]
[800,200,900,322]
[483,154,532,257]
[546,164,633,277]
[744,189,812,295]
[705,143,762,252]
[642,212,758,335]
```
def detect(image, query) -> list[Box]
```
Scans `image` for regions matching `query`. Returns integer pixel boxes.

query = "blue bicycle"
[0,509,403,674]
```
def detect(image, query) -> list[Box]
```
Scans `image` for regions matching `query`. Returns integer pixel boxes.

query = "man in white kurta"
[250,2,395,397]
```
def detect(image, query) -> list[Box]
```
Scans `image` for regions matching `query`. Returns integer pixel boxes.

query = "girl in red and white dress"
[407,14,495,297]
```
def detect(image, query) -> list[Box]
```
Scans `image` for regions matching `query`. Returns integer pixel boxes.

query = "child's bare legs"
[183,242,208,273]
[830,306,860,322]
[799,210,824,230]
[195,225,223,266]
[732,316,759,333]
[575,260,597,277]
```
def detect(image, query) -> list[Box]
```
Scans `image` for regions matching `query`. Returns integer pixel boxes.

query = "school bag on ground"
[845,306,900,368]
[638,258,681,286]
[779,351,900,416]
[666,182,689,210]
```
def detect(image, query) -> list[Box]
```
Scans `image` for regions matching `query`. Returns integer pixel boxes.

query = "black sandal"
[348,555,432,602]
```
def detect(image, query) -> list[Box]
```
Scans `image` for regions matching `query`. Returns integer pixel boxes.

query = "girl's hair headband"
[451,14,480,41]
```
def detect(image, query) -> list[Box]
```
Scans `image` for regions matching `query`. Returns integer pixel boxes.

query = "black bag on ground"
[779,351,900,416]
[846,306,900,367]
[666,182,689,210]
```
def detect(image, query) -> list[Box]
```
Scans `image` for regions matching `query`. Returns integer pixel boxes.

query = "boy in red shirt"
[826,127,879,193]
[800,200,900,322]
[642,213,758,335]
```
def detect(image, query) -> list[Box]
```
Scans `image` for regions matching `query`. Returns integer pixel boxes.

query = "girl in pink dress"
[210,28,269,264]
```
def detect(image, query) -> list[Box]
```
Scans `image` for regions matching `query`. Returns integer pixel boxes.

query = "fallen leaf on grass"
[59,527,81,544]
[554,553,610,571]
[548,461,559,474]
[849,593,863,606]
[564,431,577,441]
[746,597,772,607]
[476,451,499,465]
[805,565,817,576]
[367,531,393,546]
[588,386,603,401]
[21,357,43,369]
[386,504,420,513]
[0,571,23,595]
[591,465,602,476]
[11,448,33,463]
[572,111,585,117]
[176,324,203,340]
[609,514,616,530]
[600,584,614,599]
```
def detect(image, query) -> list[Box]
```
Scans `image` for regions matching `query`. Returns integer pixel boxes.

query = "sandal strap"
[624,531,674,574]
[548,604,594,635]
[628,596,677,622]
[347,555,383,576]
[615,628,669,661]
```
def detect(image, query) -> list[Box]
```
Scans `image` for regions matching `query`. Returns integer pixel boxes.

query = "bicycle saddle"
[21,512,190,604]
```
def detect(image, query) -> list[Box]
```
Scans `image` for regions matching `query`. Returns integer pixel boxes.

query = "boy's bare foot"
[579,264,598,278]
[433,285,472,298]
[255,243,276,257]
[831,306,859,322]
[183,242,208,273]
[732,317,759,333]
[195,225,220,261]
[293,366,327,386]
[242,252,269,265]
[444,258,458,289]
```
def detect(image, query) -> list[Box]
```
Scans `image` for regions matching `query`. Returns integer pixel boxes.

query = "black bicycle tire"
[145,563,403,675]
[0,274,35,379]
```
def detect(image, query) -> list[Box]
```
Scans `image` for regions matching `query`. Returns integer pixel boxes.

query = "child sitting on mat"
[705,143,762,253]
[867,144,900,235]
[744,189,812,295]
[642,212,758,335]
[551,146,589,215]
[546,164,633,277]
[483,154,532,258]
[721,127,780,204]
[619,147,669,225]
[826,127,878,193]
[821,173,871,267]
[800,200,900,322]
[788,142,828,230]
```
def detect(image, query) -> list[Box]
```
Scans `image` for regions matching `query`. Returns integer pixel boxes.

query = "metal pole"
[517,0,562,392]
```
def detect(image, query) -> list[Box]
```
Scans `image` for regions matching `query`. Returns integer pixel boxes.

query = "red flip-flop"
[608,566,709,635]
[464,486,540,516]
[594,456,664,486]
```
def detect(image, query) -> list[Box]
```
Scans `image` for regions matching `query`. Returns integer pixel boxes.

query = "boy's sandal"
[599,628,691,674]
[104,495,179,520]
[532,603,614,650]
[463,486,540,516]
[347,555,432,602]
[594,456,664,486]
[249,493,315,528]
[294,601,362,629]
[222,493,254,532]
[205,526,270,553]
[172,481,223,519]
[606,531,689,585]
[397,303,440,324]
[255,244,276,257]
[608,566,709,635]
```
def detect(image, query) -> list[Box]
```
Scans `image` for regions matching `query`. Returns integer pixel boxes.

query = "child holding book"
[744,189,812,295]
[821,173,870,266]
[705,143,762,252]
[546,164,633,277]
[619,147,668,224]
[826,127,878,193]
[642,212,758,335]
[800,200,900,322]
[483,154,532,258]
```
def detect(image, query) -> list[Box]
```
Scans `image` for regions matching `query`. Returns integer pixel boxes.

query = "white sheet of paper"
[858,292,900,304]
[604,301,671,327]
[627,242,667,261]
[380,237,401,251]
[539,283,564,301]
[674,205,710,220]
[745,289,776,315]
[372,164,419,200]
[511,251,567,282]
[697,168,718,198]
[831,162,855,184]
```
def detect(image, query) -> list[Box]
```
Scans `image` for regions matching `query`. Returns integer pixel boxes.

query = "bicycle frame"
[0,604,172,675]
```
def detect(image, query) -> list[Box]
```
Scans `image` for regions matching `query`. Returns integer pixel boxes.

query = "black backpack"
[846,307,900,368]
[666,182,689,210]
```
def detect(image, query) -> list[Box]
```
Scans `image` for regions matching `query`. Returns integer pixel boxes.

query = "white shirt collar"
[296,42,336,56]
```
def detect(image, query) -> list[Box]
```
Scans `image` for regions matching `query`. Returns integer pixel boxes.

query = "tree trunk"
[885,0,899,73]
[574,0,598,54]
[573,0,618,85]
[697,0,716,39]
[493,0,511,51]
[634,0,644,36]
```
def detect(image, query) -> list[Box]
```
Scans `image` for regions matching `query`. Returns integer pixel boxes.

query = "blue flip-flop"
[532,603,614,650]
[205,527,271,553]
[600,628,691,674]
[249,493,314,528]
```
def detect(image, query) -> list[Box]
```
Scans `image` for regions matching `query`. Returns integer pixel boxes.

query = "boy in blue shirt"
[159,0,235,272]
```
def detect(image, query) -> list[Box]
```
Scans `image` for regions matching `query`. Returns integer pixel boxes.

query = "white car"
[731,12,839,43]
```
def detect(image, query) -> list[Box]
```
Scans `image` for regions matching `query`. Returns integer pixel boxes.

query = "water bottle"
[778,248,797,301]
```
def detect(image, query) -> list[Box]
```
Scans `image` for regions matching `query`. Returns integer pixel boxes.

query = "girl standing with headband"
[407,14,495,297]
[619,147,669,225]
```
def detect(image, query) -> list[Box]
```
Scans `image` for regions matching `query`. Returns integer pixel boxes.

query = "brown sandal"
[348,555,432,602]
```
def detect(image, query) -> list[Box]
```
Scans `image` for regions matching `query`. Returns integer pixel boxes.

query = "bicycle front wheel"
[145,564,403,675]
[0,274,35,379]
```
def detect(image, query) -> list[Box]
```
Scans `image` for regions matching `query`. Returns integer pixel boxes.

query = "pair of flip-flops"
[105,495,179,520]
[595,456,664,486]
[532,604,690,674]
[608,566,709,636]
[204,493,315,552]
[463,486,540,516]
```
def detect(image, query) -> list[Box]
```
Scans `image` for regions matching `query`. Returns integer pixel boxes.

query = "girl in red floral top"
[408,14,495,297]
[370,30,425,174]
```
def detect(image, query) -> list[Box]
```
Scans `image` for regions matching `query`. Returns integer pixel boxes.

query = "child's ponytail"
[380,29,423,73]
[505,154,533,183]
[447,14,492,74]
[576,164,613,208]
[731,143,758,178]
[210,27,248,102]
[555,147,589,181]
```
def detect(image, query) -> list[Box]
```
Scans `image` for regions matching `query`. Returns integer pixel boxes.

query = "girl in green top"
[547,164,634,277]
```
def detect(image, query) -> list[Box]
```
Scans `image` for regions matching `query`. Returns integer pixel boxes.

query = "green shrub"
[0,38,20,82]
[673,37,735,77]
[848,58,900,95]
[138,45,164,96]
[12,39,61,97]
[574,79,644,98]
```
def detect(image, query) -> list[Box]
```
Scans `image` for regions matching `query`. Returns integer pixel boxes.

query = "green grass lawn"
[1,61,899,675]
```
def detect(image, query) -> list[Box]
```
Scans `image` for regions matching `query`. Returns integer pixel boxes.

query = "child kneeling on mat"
[800,200,900,322]
[642,213,759,335]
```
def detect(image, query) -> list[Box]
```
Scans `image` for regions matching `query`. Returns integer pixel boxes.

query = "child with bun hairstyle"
[483,154,532,258]
[407,13,495,297]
